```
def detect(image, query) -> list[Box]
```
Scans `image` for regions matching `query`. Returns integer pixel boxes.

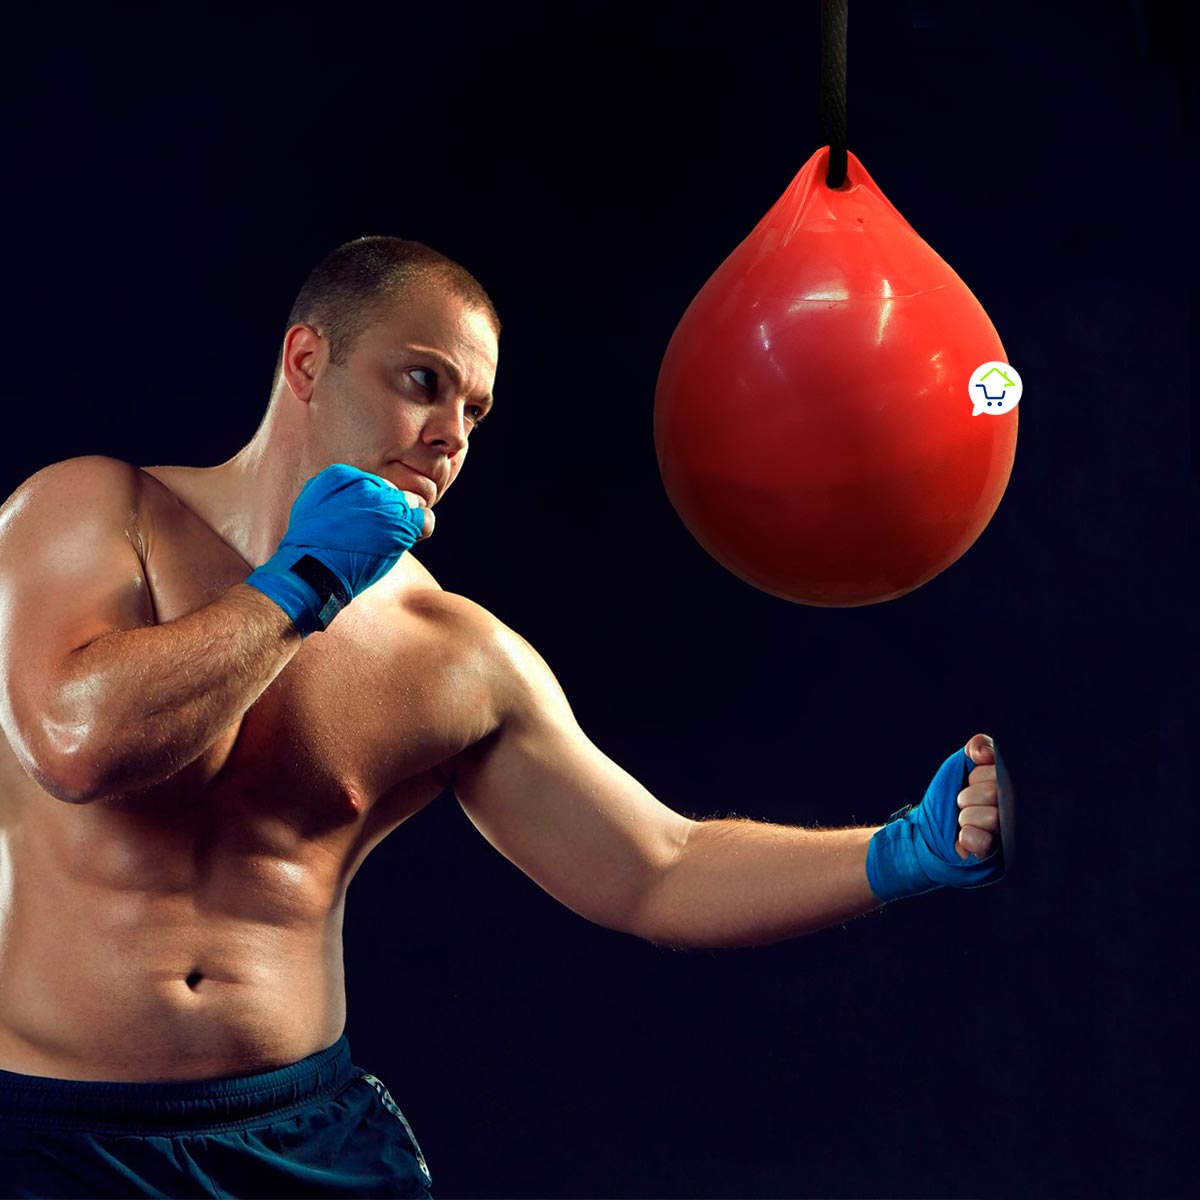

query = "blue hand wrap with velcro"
[865,746,1005,903]
[244,463,427,637]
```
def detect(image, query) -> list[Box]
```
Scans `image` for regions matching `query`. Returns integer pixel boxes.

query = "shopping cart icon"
[974,367,1015,402]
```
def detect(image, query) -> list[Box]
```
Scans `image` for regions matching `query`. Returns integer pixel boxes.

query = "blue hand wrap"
[865,747,1005,903]
[244,464,427,636]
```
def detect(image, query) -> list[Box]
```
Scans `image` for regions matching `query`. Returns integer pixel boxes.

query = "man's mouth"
[390,462,438,505]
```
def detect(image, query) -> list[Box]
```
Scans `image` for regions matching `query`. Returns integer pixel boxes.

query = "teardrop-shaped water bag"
[654,146,1017,606]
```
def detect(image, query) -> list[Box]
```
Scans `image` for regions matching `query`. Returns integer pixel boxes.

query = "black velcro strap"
[289,554,352,630]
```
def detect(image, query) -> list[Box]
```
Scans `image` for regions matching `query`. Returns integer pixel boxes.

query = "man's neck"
[214,434,316,568]
[153,424,313,571]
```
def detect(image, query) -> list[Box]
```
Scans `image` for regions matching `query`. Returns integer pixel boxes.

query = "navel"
[185,971,204,990]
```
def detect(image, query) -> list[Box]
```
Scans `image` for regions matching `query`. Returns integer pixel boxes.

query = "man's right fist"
[244,463,429,636]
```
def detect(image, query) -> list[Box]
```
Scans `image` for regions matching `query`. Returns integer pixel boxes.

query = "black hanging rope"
[819,0,849,187]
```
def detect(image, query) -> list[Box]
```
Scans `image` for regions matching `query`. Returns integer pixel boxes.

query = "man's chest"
[63,486,483,872]
[142,481,464,770]
[211,610,463,843]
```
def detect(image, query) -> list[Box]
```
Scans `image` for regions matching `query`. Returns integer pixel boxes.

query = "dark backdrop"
[1,2,1192,1197]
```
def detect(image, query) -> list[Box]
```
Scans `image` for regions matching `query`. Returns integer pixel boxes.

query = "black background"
[1,2,1193,1197]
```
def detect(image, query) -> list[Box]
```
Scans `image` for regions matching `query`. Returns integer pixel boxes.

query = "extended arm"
[639,737,1005,948]
[452,619,1002,950]
[639,819,883,949]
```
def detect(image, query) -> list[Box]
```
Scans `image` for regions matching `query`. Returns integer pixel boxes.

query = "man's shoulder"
[385,579,550,700]
[1,455,148,528]
[392,578,511,655]
[329,581,541,767]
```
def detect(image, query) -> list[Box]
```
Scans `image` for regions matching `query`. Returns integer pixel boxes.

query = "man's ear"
[279,323,325,403]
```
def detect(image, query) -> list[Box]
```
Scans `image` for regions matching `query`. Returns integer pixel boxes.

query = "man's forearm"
[634,818,885,950]
[36,584,300,802]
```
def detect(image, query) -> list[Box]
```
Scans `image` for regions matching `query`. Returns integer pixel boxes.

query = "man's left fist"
[865,733,1007,904]
[958,732,1000,861]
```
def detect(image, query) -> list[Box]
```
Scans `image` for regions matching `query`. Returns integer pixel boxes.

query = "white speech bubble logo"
[969,361,1023,416]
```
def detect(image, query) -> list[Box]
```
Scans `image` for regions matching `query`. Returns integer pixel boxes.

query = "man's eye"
[409,368,436,391]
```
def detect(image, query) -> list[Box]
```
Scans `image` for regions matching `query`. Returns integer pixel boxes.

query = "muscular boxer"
[0,236,1004,1197]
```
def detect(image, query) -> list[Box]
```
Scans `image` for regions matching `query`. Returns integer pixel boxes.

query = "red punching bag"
[654,144,1018,607]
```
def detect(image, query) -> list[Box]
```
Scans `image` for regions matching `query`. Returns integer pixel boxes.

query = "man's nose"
[423,406,468,456]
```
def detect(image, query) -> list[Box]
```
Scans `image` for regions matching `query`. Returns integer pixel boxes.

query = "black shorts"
[0,1034,434,1198]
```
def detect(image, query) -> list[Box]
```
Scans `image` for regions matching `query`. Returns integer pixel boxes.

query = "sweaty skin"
[0,287,1000,1084]
[0,287,685,1084]
[0,471,502,1081]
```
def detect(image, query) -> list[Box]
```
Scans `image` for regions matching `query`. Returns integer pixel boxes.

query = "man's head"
[271,237,499,389]
[270,237,500,506]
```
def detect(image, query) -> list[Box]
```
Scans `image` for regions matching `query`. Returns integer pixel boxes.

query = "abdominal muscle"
[0,693,446,1083]
[0,794,356,1082]
[0,926,348,1089]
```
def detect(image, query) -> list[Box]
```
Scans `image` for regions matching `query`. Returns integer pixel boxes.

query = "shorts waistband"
[0,1034,357,1134]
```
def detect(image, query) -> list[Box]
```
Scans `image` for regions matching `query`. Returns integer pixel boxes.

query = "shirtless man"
[0,236,1005,1198]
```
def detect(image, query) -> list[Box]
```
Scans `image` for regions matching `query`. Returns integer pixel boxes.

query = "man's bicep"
[452,633,692,936]
[0,458,154,759]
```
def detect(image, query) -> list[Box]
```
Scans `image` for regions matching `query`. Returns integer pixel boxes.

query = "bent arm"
[0,458,300,802]
[451,616,885,949]
[44,585,299,801]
